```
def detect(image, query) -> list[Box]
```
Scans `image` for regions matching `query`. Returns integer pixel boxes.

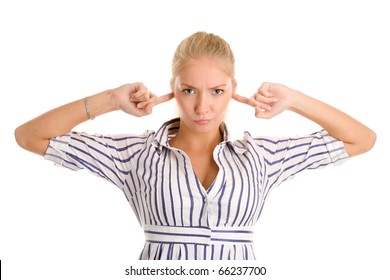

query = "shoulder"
[51,130,156,153]
[236,130,335,153]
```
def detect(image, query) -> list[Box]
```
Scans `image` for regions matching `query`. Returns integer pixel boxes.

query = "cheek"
[174,95,188,113]
[174,93,183,106]
[217,96,231,111]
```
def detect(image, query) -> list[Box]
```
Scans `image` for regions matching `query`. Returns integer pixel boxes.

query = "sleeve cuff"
[320,130,350,166]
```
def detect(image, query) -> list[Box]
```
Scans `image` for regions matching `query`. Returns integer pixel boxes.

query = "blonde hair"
[171,32,236,83]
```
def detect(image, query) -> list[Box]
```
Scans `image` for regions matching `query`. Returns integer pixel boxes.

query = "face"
[172,56,235,134]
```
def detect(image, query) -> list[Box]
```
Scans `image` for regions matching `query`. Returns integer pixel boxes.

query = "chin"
[192,120,222,133]
[180,117,222,133]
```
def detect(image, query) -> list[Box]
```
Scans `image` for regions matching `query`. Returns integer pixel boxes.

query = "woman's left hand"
[232,82,296,119]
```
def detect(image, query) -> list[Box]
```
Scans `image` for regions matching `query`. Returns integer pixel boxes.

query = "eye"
[212,89,224,95]
[182,88,194,95]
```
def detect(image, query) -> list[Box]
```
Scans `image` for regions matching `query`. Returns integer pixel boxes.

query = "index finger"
[137,92,174,109]
[232,93,250,104]
[155,92,174,105]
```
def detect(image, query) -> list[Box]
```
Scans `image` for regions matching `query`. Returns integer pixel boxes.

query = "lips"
[195,119,210,125]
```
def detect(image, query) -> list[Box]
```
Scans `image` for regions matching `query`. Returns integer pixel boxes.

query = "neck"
[170,120,224,152]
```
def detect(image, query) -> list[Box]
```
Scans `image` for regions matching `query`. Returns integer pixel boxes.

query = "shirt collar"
[151,118,248,154]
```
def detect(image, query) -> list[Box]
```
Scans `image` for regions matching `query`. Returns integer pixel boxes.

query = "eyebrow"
[180,83,227,89]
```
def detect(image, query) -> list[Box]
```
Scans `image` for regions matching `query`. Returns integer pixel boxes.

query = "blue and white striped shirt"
[44,118,348,260]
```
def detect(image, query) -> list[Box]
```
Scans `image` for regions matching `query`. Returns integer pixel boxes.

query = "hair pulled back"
[171,32,236,81]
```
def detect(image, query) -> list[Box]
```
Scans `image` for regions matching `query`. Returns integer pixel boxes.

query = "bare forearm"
[15,90,117,155]
[289,91,376,156]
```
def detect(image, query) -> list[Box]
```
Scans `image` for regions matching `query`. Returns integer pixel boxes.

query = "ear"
[232,78,237,94]
[170,78,175,92]
[170,77,177,99]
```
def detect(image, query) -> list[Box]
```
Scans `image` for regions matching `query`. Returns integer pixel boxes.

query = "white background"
[1,0,389,279]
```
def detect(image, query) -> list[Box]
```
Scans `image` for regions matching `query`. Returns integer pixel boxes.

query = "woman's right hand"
[111,83,174,117]
[15,82,175,156]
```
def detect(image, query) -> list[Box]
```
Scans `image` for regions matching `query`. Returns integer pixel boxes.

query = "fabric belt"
[144,225,254,245]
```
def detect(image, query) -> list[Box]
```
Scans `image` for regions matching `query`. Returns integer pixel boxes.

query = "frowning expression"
[172,56,235,134]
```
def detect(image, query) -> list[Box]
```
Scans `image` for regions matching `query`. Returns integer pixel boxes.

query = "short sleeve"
[248,130,349,190]
[44,131,149,188]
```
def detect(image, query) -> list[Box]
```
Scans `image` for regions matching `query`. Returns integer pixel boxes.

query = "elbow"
[14,125,47,156]
[357,128,377,155]
[15,125,29,150]
[344,128,376,157]
[347,128,377,157]
[14,124,40,153]
[364,129,377,152]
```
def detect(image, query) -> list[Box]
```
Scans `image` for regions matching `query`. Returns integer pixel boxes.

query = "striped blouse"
[44,118,348,260]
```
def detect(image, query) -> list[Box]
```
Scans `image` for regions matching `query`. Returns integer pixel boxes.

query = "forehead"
[177,56,230,83]
[185,56,226,70]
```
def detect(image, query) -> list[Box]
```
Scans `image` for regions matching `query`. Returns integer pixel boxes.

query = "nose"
[195,93,210,115]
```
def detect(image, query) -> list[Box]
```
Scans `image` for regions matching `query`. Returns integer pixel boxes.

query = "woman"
[15,31,376,260]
